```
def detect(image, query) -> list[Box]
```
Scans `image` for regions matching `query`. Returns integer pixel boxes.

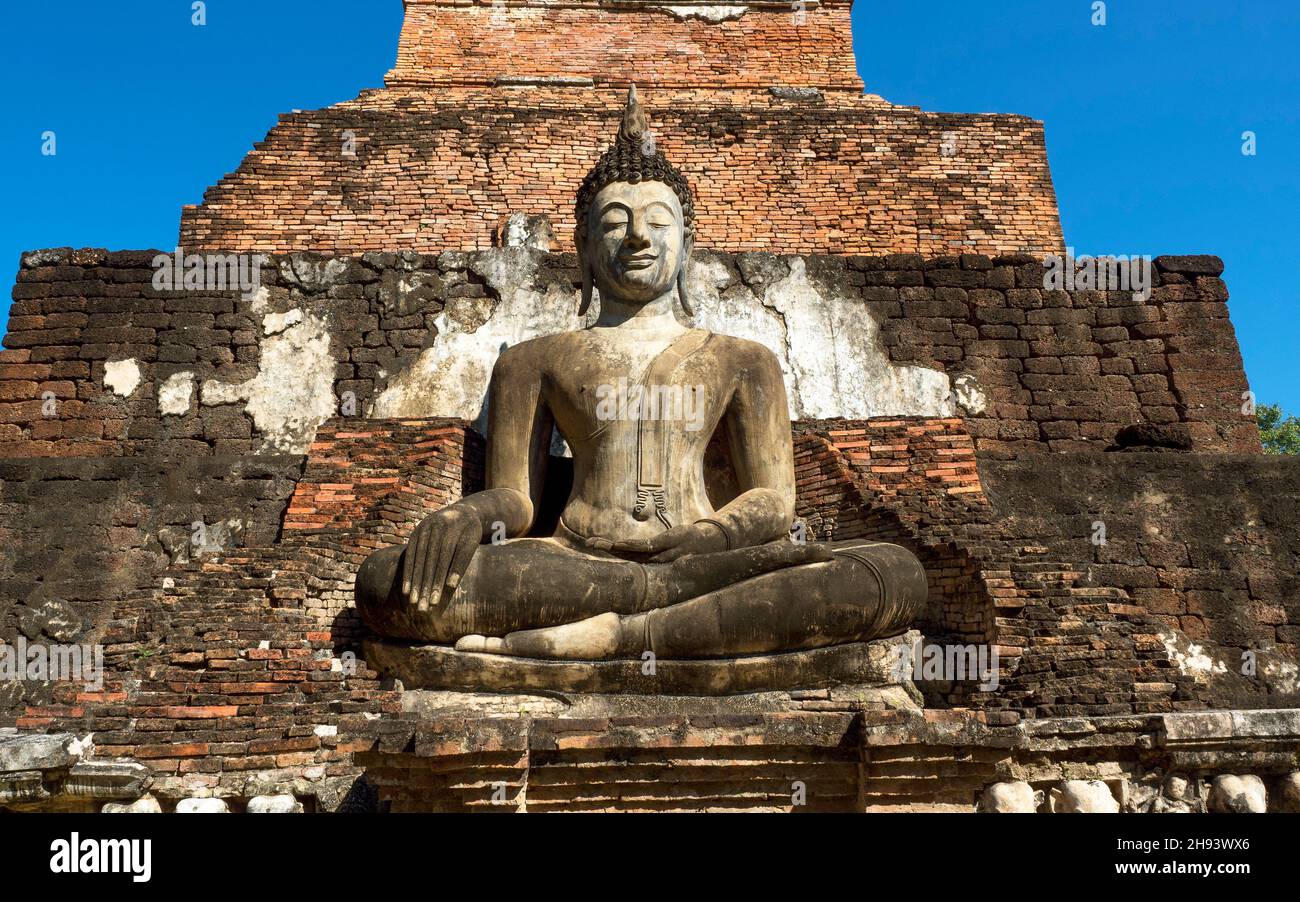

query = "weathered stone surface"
[1155,255,1225,276]
[0,732,88,773]
[768,86,824,102]
[0,771,48,805]
[1051,780,1120,813]
[1276,772,1300,813]
[1230,710,1300,738]
[16,598,82,642]
[246,794,304,814]
[102,794,162,814]
[1162,712,1235,742]
[978,781,1038,813]
[64,760,151,801]
[364,635,914,696]
[175,797,230,813]
[1207,775,1266,813]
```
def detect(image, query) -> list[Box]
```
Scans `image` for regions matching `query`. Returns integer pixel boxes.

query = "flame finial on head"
[575,84,695,238]
[617,84,649,146]
[574,84,697,317]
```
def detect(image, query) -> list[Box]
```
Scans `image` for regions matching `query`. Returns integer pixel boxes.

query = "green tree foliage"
[1257,404,1300,455]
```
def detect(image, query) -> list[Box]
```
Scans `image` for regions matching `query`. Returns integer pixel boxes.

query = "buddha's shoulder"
[495,331,577,361]
[704,332,783,369]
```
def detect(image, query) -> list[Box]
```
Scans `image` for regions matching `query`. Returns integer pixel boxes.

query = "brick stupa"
[1,0,1297,815]
[180,0,1063,257]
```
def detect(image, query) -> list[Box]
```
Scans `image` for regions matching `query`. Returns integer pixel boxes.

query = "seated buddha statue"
[355,87,928,661]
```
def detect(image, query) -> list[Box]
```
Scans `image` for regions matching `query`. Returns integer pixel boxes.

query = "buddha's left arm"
[707,343,797,549]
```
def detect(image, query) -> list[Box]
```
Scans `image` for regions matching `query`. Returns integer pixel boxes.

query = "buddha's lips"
[620,254,658,270]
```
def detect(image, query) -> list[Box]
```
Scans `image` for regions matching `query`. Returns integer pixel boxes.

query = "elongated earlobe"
[576,228,594,317]
[677,237,694,317]
[579,259,594,317]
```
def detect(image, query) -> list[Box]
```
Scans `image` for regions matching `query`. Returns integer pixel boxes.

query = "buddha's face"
[582,180,688,304]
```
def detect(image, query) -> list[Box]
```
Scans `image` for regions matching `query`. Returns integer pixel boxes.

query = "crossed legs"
[355,536,927,659]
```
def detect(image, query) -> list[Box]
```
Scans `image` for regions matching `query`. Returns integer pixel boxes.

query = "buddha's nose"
[625,217,651,250]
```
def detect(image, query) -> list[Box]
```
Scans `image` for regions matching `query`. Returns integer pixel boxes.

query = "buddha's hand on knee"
[604,520,729,563]
[401,506,482,612]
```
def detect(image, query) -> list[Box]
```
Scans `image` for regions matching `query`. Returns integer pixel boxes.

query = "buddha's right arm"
[470,342,552,540]
[448,488,534,542]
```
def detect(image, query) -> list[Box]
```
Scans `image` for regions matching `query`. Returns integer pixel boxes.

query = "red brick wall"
[177,88,1062,258]
[387,1,864,90]
[0,250,1258,461]
[7,414,1298,800]
[175,1,1062,257]
[793,418,996,644]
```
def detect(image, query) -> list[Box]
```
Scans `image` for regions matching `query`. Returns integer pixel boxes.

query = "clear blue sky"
[2,1,1296,411]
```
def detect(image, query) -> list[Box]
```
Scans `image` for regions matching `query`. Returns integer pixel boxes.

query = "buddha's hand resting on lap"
[401,505,484,611]
[595,520,730,563]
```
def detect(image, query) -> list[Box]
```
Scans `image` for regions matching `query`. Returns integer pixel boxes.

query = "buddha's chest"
[543,335,730,448]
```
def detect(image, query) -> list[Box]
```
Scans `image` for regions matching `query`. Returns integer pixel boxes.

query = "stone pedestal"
[363,633,919,696]
[344,706,1300,814]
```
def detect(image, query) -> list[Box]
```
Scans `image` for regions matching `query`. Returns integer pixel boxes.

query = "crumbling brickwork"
[1,0,1294,818]
[387,1,865,91]
[178,89,1061,258]
[0,249,1260,461]
[1,420,481,805]
[0,455,303,716]
[793,419,994,645]
[5,417,1296,810]
[176,0,1063,257]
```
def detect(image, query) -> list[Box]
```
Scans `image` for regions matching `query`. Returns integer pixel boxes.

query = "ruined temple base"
[348,706,1300,813]
[363,632,919,696]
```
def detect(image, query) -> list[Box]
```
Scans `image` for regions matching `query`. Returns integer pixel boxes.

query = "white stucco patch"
[158,371,194,417]
[201,310,336,453]
[692,256,952,419]
[1159,628,1229,680]
[650,4,749,23]
[1263,660,1300,694]
[368,252,953,427]
[952,373,988,415]
[103,358,141,398]
[262,308,303,336]
[248,286,271,314]
[369,250,580,424]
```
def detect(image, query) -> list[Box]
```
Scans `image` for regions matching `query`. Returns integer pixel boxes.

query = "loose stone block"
[102,794,162,814]
[978,781,1039,813]
[246,794,305,814]
[1207,775,1266,813]
[176,797,230,813]
[1051,780,1119,813]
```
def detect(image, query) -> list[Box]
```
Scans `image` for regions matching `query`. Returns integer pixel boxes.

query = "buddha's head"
[575,86,695,316]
